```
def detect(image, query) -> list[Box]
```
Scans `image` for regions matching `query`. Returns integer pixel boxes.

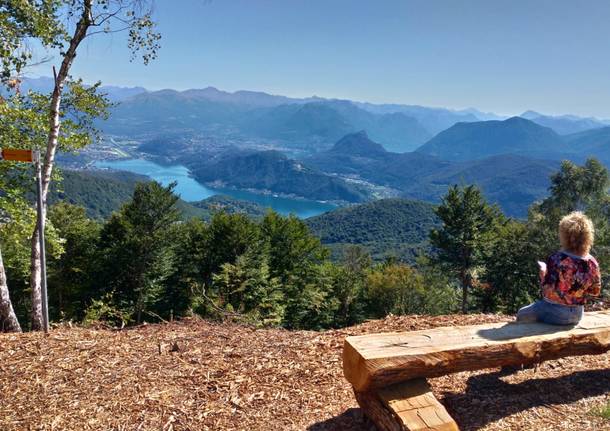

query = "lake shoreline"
[93,158,337,218]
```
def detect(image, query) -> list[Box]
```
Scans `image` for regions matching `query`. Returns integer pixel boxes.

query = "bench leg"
[354,378,459,431]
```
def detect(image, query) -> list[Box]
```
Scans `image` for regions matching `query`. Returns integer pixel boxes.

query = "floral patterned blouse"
[541,251,601,306]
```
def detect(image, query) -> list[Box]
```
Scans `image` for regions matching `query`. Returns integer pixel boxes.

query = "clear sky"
[30,0,610,117]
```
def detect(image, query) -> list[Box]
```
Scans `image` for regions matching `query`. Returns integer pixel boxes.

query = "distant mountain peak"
[520,110,543,119]
[505,115,536,123]
[416,116,564,161]
[518,110,608,135]
[330,131,388,156]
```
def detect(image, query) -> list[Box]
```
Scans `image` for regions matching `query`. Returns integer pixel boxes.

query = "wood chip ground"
[1,314,609,430]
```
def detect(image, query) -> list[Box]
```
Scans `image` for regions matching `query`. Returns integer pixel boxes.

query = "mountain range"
[18,77,610,154]
[306,131,559,217]
[13,76,147,101]
[113,114,608,216]
[19,77,610,219]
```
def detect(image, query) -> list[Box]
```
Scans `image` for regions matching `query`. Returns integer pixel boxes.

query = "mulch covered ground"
[1,314,609,430]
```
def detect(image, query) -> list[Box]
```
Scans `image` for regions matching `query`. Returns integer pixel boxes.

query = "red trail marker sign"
[1,148,33,162]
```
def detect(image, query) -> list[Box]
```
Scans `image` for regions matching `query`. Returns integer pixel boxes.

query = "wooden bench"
[342,311,610,431]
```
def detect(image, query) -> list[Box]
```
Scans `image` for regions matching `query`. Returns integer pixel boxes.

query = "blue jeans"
[517,299,583,325]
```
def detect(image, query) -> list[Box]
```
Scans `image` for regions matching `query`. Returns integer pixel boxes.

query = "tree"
[429,185,500,313]
[364,262,456,317]
[476,220,539,313]
[0,0,64,82]
[213,246,284,327]
[0,0,161,330]
[0,183,63,331]
[0,247,21,332]
[260,211,329,283]
[281,262,336,330]
[543,158,609,214]
[330,245,371,326]
[47,202,100,321]
[96,182,180,323]
[201,212,258,288]
[160,219,209,319]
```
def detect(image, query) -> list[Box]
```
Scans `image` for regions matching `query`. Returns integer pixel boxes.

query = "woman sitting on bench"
[517,211,601,325]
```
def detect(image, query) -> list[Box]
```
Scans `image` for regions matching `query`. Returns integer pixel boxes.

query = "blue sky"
[30,0,610,117]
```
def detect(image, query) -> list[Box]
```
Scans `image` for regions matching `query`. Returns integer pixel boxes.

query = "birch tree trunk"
[29,1,92,330]
[0,248,22,332]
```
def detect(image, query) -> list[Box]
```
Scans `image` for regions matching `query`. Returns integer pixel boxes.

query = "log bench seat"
[342,311,610,431]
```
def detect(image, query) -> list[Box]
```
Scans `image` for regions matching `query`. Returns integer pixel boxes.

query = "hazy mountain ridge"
[520,110,609,135]
[14,76,147,101]
[564,126,610,163]
[105,92,432,152]
[415,115,610,165]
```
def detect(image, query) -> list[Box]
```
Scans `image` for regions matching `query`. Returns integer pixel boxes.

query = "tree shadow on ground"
[306,407,373,431]
[443,368,610,430]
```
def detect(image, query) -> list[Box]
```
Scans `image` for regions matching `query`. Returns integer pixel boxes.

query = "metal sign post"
[0,148,49,332]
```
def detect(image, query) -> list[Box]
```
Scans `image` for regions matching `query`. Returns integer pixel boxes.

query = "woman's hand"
[539,270,547,281]
[537,261,547,281]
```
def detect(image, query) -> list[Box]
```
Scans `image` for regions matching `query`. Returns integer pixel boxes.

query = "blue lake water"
[94,158,336,218]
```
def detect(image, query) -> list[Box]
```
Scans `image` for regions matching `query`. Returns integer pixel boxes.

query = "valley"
[50,79,610,222]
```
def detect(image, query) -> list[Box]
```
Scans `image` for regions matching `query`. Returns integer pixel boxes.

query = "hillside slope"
[49,170,150,219]
[306,198,439,262]
[191,150,369,203]
[51,170,267,221]
[416,117,567,161]
[1,315,609,431]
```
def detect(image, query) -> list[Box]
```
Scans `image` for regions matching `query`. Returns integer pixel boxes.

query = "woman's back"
[517,211,601,325]
[541,251,601,306]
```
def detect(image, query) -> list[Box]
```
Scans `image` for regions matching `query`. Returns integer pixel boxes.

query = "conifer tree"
[97,182,180,323]
[430,185,500,313]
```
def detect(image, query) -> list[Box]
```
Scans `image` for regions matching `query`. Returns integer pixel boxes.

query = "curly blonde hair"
[559,211,594,256]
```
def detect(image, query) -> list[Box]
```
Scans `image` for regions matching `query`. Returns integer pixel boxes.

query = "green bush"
[365,263,458,317]
[83,293,131,328]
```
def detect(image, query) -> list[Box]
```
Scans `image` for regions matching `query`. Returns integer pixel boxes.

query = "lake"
[94,158,336,218]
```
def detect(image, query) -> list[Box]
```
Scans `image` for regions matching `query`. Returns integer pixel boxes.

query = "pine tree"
[430,185,500,313]
[96,182,180,323]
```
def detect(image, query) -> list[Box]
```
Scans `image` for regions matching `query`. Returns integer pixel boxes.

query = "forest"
[2,157,609,331]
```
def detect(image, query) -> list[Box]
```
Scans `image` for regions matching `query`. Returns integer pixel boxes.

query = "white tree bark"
[29,0,92,330]
[0,248,22,332]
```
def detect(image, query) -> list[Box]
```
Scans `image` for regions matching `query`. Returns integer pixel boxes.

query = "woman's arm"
[587,263,602,298]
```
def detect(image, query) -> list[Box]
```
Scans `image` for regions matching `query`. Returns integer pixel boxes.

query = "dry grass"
[1,314,609,430]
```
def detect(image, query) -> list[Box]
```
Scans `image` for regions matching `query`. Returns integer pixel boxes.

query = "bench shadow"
[306,407,372,431]
[306,369,610,431]
[477,321,577,341]
[442,368,610,430]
